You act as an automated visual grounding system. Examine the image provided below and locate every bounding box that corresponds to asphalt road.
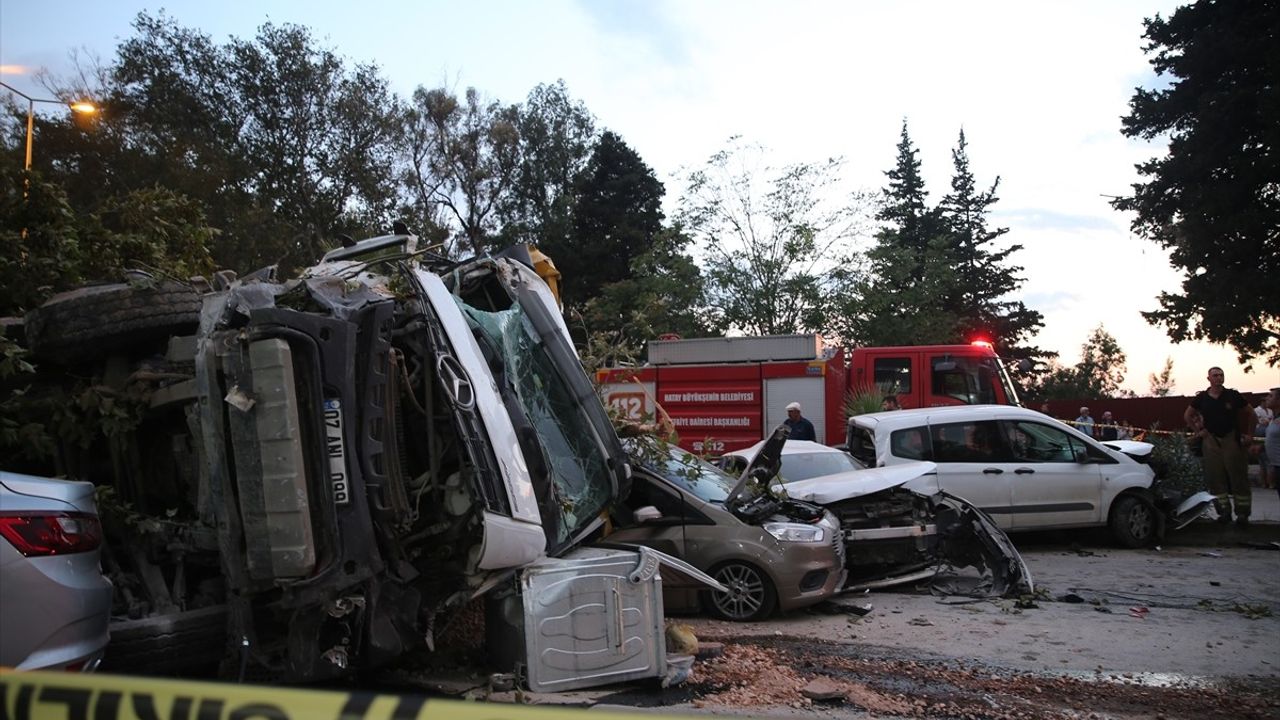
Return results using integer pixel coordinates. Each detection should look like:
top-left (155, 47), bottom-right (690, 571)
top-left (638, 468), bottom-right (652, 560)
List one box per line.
top-left (638, 521), bottom-right (1279, 718)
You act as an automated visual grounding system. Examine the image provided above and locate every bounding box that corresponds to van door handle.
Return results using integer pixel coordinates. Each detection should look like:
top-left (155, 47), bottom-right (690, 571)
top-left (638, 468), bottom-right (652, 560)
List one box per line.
top-left (1014, 468), bottom-right (1035, 475)
top-left (983, 468), bottom-right (1003, 474)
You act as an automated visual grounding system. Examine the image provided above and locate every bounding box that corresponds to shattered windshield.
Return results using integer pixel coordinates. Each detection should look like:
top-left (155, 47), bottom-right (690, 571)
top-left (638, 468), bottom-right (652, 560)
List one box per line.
top-left (459, 301), bottom-right (611, 543)
top-left (655, 448), bottom-right (735, 502)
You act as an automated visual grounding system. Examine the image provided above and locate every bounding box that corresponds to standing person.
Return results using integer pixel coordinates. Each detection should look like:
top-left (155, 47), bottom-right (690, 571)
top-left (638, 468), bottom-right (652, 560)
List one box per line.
top-left (1265, 388), bottom-right (1280, 502)
top-left (1185, 367), bottom-right (1253, 526)
top-left (1098, 411), bottom-right (1119, 441)
top-left (1255, 396), bottom-right (1275, 489)
top-left (783, 402), bottom-right (816, 441)
top-left (881, 395), bottom-right (901, 411)
top-left (1074, 407), bottom-right (1096, 438)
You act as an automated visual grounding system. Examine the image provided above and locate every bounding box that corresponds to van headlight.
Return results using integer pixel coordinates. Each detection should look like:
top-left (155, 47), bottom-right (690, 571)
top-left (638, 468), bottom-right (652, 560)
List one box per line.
top-left (763, 522), bottom-right (824, 543)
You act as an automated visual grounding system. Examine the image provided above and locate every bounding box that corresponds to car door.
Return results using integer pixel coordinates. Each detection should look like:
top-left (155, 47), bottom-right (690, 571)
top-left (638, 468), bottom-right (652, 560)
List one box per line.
top-left (927, 419), bottom-right (1015, 529)
top-left (606, 473), bottom-right (687, 559)
top-left (998, 419), bottom-right (1103, 529)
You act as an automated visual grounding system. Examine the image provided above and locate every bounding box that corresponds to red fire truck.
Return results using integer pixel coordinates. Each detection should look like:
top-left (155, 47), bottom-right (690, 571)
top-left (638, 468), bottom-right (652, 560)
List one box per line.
top-left (597, 334), bottom-right (1022, 454)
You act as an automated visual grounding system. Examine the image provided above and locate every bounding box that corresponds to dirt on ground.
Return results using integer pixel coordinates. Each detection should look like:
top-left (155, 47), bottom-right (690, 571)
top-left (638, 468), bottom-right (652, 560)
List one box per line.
top-left (687, 635), bottom-right (1279, 720)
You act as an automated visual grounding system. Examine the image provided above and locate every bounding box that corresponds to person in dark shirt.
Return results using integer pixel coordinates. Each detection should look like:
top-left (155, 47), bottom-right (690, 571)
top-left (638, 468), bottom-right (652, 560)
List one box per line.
top-left (1099, 411), bottom-right (1119, 441)
top-left (783, 402), bottom-right (816, 442)
top-left (1185, 367), bottom-right (1252, 526)
top-left (881, 395), bottom-right (901, 411)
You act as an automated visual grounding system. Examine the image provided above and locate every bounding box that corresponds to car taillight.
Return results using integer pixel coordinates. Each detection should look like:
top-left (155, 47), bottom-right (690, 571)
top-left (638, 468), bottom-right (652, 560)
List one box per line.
top-left (0, 512), bottom-right (102, 557)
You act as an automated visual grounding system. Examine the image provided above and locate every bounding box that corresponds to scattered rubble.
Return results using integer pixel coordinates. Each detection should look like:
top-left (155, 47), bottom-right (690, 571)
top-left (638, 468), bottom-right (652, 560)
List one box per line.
top-left (684, 636), bottom-right (1280, 719)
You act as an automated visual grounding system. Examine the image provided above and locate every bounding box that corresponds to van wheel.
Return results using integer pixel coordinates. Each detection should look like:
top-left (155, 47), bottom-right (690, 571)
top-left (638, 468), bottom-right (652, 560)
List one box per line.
top-left (24, 280), bottom-right (200, 364)
top-left (1109, 496), bottom-right (1156, 548)
top-left (704, 562), bottom-right (777, 622)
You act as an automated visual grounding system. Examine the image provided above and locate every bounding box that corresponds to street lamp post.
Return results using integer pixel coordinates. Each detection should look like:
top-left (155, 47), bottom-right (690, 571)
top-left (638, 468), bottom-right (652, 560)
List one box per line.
top-left (0, 80), bottom-right (97, 170)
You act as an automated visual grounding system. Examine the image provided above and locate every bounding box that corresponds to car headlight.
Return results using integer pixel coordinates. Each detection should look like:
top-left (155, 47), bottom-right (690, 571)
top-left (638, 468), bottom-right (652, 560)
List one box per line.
top-left (763, 522), bottom-right (824, 543)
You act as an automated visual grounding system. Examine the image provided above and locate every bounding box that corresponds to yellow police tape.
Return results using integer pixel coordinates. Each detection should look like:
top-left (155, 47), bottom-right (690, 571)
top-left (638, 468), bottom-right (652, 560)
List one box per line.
top-left (0, 670), bottom-right (691, 720)
top-left (1061, 420), bottom-right (1265, 442)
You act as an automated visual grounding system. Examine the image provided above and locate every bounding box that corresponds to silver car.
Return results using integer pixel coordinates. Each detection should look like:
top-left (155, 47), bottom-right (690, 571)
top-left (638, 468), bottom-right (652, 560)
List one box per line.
top-left (0, 471), bottom-right (113, 670)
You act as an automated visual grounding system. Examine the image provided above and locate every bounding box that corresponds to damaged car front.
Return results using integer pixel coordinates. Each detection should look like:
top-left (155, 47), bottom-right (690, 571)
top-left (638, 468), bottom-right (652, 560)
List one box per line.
top-left (727, 435), bottom-right (1033, 598)
top-left (195, 236), bottom-right (631, 681)
top-left (609, 436), bottom-right (845, 621)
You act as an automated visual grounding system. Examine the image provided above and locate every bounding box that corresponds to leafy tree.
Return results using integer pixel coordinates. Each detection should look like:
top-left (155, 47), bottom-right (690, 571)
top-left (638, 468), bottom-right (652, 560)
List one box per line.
top-left (548, 130), bottom-right (665, 306)
top-left (498, 81), bottom-right (597, 252)
top-left (1114, 0), bottom-right (1280, 366)
top-left (15, 12), bottom-right (406, 272)
top-left (1148, 356), bottom-right (1176, 397)
top-left (1029, 325), bottom-right (1132, 400)
top-left (0, 166), bottom-right (83, 316)
top-left (579, 227), bottom-right (718, 365)
top-left (678, 138), bottom-right (867, 336)
top-left (937, 130), bottom-right (1043, 347)
top-left (0, 163), bottom-right (214, 316)
top-left (403, 86), bottom-right (521, 256)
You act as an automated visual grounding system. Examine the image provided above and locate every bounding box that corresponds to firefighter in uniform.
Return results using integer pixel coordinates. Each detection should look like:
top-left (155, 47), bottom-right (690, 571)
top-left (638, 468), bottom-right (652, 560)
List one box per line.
top-left (1185, 367), bottom-right (1253, 526)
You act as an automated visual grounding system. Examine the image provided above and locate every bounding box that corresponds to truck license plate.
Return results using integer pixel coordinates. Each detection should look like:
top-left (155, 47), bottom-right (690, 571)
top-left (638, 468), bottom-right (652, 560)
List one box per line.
top-left (323, 398), bottom-right (350, 505)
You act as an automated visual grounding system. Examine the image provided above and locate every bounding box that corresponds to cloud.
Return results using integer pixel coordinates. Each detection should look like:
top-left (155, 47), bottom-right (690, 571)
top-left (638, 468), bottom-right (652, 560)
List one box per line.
top-left (572, 0), bottom-right (692, 66)
top-left (998, 208), bottom-right (1120, 233)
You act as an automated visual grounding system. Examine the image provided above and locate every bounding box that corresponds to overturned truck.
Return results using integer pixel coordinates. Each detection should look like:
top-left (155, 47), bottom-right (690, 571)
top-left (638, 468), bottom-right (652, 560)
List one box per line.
top-left (20, 235), bottom-right (716, 689)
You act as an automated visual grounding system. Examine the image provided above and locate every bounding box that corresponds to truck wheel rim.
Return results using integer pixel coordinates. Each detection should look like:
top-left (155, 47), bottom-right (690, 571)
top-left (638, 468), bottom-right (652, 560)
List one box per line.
top-left (712, 564), bottom-right (765, 619)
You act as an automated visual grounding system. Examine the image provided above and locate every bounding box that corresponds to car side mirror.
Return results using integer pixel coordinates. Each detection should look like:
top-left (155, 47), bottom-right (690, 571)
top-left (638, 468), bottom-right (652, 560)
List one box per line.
top-left (633, 506), bottom-right (663, 524)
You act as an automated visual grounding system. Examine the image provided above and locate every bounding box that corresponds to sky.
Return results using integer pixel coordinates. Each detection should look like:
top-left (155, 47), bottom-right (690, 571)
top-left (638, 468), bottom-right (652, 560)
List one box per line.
top-left (2, 0), bottom-right (1275, 395)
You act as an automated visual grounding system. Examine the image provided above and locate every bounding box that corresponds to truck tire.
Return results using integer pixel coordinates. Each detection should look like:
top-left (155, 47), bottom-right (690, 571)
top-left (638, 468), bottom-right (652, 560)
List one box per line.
top-left (1108, 495), bottom-right (1156, 549)
top-left (102, 606), bottom-right (227, 676)
top-left (24, 281), bottom-right (200, 364)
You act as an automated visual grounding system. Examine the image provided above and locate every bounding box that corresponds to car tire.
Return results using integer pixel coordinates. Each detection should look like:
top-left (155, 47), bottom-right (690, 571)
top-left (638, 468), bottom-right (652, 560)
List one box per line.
top-left (1109, 495), bottom-right (1156, 548)
top-left (102, 606), bottom-right (227, 676)
top-left (704, 561), bottom-right (777, 622)
top-left (24, 280), bottom-right (200, 363)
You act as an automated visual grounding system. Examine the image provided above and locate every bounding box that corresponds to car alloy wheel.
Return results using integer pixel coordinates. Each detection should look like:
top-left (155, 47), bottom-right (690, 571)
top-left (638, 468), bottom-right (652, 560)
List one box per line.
top-left (1109, 495), bottom-right (1156, 548)
top-left (708, 562), bottom-right (776, 621)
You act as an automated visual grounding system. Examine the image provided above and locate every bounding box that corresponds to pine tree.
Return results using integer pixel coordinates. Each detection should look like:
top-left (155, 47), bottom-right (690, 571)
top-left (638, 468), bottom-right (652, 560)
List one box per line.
top-left (937, 129), bottom-right (1043, 347)
top-left (853, 120), bottom-right (955, 346)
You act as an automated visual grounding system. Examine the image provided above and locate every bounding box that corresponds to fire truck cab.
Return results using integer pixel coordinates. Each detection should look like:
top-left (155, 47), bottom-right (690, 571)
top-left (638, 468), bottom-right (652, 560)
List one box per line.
top-left (598, 335), bottom-right (1021, 455)
top-left (852, 341), bottom-right (1022, 410)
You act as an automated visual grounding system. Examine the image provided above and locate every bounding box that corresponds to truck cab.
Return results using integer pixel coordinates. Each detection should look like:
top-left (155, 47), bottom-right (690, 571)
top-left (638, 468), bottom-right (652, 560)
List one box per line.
top-left (848, 342), bottom-right (1021, 409)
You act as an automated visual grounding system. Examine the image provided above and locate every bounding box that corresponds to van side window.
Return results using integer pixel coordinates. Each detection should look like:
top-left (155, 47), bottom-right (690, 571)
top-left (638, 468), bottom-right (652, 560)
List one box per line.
top-left (929, 421), bottom-right (1009, 463)
top-left (889, 427), bottom-right (930, 461)
top-left (1000, 421), bottom-right (1084, 463)
top-left (874, 357), bottom-right (911, 395)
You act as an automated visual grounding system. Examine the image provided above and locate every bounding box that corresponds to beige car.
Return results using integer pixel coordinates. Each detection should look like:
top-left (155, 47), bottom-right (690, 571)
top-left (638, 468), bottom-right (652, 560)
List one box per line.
top-left (609, 438), bottom-right (845, 621)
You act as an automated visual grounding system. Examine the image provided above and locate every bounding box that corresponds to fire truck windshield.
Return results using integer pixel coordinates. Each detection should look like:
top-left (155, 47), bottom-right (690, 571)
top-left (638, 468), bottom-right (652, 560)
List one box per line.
top-left (931, 356), bottom-right (1009, 405)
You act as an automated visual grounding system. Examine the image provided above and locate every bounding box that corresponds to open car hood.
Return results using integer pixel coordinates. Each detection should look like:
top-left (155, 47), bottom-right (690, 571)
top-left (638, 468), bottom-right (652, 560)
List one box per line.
top-left (784, 462), bottom-right (938, 504)
top-left (725, 424), bottom-right (788, 506)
